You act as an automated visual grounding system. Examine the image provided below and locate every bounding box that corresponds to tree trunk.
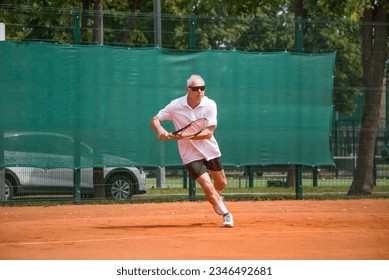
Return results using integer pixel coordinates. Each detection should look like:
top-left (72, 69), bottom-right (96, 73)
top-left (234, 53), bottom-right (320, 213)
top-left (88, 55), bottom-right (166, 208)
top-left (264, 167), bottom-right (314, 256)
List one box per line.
top-left (93, 0), bottom-right (103, 44)
top-left (81, 0), bottom-right (90, 42)
top-left (121, 0), bottom-right (140, 45)
top-left (348, 3), bottom-right (388, 195)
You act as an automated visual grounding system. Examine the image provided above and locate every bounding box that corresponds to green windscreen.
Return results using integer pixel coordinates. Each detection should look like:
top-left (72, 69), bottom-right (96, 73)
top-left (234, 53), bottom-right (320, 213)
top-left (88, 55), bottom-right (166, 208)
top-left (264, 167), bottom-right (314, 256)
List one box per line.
top-left (0, 41), bottom-right (336, 168)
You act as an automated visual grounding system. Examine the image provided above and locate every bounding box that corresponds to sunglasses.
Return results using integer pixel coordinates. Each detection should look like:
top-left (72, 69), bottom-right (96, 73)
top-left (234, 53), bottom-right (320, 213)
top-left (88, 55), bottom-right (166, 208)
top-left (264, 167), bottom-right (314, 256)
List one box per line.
top-left (188, 85), bottom-right (206, 91)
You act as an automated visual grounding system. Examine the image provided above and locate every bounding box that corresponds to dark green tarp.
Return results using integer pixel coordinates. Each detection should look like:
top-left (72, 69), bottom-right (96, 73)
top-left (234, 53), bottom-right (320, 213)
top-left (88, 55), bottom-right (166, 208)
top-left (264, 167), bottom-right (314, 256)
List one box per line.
top-left (0, 41), bottom-right (336, 168)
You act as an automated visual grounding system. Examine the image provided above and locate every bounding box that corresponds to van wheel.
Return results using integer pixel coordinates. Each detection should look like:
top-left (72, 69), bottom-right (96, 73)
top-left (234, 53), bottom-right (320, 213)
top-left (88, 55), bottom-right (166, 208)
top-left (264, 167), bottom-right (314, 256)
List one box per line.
top-left (106, 174), bottom-right (135, 200)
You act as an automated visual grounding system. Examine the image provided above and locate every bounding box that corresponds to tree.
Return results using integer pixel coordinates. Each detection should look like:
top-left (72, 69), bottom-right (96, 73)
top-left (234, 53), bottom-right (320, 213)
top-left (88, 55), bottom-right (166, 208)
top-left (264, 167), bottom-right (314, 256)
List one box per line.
top-left (348, 0), bottom-right (389, 195)
top-left (120, 0), bottom-right (140, 44)
top-left (93, 0), bottom-right (103, 44)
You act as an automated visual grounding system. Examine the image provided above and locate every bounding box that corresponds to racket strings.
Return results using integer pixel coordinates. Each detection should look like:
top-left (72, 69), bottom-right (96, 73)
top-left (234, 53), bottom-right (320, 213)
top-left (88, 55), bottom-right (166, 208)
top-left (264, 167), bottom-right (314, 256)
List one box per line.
top-left (184, 119), bottom-right (206, 134)
top-left (173, 118), bottom-right (207, 138)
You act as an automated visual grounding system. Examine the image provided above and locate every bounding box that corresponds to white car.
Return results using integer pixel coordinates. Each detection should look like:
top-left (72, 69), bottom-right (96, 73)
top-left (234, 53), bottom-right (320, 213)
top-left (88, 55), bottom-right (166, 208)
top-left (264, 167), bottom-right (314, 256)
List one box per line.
top-left (3, 166), bottom-right (146, 201)
top-left (1, 131), bottom-right (147, 201)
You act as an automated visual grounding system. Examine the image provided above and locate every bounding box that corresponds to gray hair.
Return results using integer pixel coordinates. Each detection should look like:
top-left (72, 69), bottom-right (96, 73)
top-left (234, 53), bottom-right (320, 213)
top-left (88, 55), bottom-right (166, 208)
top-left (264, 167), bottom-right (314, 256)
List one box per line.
top-left (186, 74), bottom-right (204, 87)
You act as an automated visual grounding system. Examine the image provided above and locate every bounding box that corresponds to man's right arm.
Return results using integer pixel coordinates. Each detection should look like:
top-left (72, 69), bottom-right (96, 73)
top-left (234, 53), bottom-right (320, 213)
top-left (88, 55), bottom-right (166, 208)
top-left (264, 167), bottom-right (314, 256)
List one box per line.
top-left (150, 116), bottom-right (170, 140)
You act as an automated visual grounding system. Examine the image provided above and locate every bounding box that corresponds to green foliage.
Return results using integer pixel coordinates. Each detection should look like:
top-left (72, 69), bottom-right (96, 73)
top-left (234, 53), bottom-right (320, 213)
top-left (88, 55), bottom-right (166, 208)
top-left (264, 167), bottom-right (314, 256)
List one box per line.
top-left (0, 0), bottom-right (382, 116)
top-left (303, 19), bottom-right (363, 114)
top-left (128, 29), bottom-right (149, 47)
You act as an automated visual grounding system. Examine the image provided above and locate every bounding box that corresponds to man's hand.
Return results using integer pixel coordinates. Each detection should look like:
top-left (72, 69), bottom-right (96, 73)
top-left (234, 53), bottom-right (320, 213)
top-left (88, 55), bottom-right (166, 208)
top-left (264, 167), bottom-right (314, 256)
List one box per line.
top-left (158, 131), bottom-right (183, 140)
top-left (158, 131), bottom-right (171, 140)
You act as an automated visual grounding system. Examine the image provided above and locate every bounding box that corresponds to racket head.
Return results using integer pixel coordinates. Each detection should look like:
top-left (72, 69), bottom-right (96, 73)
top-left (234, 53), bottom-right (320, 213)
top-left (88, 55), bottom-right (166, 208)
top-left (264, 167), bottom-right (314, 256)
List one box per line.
top-left (172, 118), bottom-right (207, 139)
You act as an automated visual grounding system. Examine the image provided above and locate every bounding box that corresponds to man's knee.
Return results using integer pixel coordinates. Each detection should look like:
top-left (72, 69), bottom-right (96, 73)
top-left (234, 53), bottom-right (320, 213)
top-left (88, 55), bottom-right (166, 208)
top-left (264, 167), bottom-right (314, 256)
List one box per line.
top-left (215, 177), bottom-right (227, 191)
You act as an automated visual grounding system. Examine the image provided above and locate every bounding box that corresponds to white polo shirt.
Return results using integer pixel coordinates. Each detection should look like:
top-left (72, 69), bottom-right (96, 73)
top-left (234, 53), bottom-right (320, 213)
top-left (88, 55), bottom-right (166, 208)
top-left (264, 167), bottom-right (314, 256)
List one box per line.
top-left (157, 95), bottom-right (222, 165)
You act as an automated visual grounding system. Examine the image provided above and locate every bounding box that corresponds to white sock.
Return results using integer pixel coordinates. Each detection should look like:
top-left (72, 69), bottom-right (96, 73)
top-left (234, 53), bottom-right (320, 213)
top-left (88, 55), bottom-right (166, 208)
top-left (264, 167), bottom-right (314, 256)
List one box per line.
top-left (213, 199), bottom-right (228, 215)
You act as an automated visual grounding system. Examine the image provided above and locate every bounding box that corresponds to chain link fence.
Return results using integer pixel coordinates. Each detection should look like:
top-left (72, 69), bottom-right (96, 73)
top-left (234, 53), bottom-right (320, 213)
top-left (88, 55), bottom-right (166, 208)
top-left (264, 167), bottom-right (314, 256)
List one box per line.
top-left (1, 4), bottom-right (388, 202)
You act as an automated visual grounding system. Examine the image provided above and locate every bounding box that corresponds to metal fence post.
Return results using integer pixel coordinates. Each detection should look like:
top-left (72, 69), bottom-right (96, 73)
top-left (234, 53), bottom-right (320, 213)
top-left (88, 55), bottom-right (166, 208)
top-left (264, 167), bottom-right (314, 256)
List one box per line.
top-left (72, 7), bottom-right (80, 44)
top-left (153, 0), bottom-right (162, 46)
top-left (387, 78), bottom-right (389, 130)
top-left (183, 167), bottom-right (188, 189)
top-left (313, 166), bottom-right (318, 187)
top-left (295, 165), bottom-right (303, 199)
top-left (189, 14), bottom-right (196, 50)
top-left (156, 167), bottom-right (165, 188)
top-left (295, 17), bottom-right (303, 52)
top-left (189, 178), bottom-right (196, 201)
top-left (294, 16), bottom-right (303, 199)
top-left (248, 165), bottom-right (254, 188)
top-left (74, 169), bottom-right (81, 203)
top-left (187, 14), bottom-right (196, 200)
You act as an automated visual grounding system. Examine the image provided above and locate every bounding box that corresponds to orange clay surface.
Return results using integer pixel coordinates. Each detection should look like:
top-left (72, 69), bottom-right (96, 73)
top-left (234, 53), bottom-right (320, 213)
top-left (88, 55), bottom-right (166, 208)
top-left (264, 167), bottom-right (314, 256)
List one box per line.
top-left (0, 199), bottom-right (388, 260)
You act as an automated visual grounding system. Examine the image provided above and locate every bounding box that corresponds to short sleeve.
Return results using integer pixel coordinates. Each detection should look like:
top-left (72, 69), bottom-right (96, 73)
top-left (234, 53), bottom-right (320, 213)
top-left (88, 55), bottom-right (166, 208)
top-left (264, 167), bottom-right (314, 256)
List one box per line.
top-left (156, 102), bottom-right (174, 122)
top-left (204, 99), bottom-right (217, 127)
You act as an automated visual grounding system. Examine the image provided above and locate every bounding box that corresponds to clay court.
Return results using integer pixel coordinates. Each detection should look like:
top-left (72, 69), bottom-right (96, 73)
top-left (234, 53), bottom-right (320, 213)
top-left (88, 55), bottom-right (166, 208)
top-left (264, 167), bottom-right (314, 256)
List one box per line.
top-left (0, 199), bottom-right (388, 260)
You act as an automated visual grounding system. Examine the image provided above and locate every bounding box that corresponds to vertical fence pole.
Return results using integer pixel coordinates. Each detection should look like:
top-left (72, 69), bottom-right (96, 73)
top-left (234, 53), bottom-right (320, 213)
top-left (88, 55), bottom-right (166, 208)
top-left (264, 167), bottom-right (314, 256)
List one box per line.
top-left (100, 9), bottom-right (104, 44)
top-left (295, 17), bottom-right (303, 52)
top-left (295, 16), bottom-right (303, 199)
top-left (386, 78), bottom-right (389, 130)
top-left (313, 166), bottom-right (318, 187)
top-left (74, 169), bottom-right (81, 203)
top-left (189, 14), bottom-right (196, 50)
top-left (153, 0), bottom-right (162, 46)
top-left (183, 167), bottom-right (188, 189)
top-left (334, 115), bottom-right (339, 178)
top-left (373, 155), bottom-right (377, 186)
top-left (248, 166), bottom-right (254, 188)
top-left (352, 120), bottom-right (357, 175)
top-left (187, 14), bottom-right (196, 199)
top-left (156, 167), bottom-right (165, 188)
top-left (295, 165), bottom-right (303, 199)
top-left (73, 35), bottom-right (81, 203)
top-left (73, 131), bottom-right (81, 203)
top-left (188, 13), bottom-right (196, 199)
top-left (72, 7), bottom-right (80, 44)
top-left (189, 179), bottom-right (196, 201)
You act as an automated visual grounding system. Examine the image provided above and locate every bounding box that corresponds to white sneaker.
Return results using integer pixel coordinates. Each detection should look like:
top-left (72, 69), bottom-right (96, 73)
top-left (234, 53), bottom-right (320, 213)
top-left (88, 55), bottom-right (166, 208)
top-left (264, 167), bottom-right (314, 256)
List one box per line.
top-left (222, 213), bottom-right (234, 228)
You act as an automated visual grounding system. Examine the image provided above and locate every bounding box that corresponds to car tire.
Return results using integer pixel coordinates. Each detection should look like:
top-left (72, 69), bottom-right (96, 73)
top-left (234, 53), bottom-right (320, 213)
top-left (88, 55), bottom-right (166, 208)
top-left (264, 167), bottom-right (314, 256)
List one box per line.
top-left (106, 173), bottom-right (135, 200)
top-left (3, 178), bottom-right (14, 201)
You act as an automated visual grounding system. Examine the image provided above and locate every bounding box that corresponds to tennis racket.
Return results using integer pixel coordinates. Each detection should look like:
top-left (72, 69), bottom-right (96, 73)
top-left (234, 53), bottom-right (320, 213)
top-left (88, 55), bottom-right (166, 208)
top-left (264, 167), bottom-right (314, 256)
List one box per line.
top-left (171, 118), bottom-right (207, 139)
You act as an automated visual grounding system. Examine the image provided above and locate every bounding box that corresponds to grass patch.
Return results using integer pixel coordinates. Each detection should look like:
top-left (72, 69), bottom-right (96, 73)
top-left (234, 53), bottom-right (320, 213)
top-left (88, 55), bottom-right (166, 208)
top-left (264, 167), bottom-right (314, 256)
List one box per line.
top-left (1, 178), bottom-right (388, 206)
